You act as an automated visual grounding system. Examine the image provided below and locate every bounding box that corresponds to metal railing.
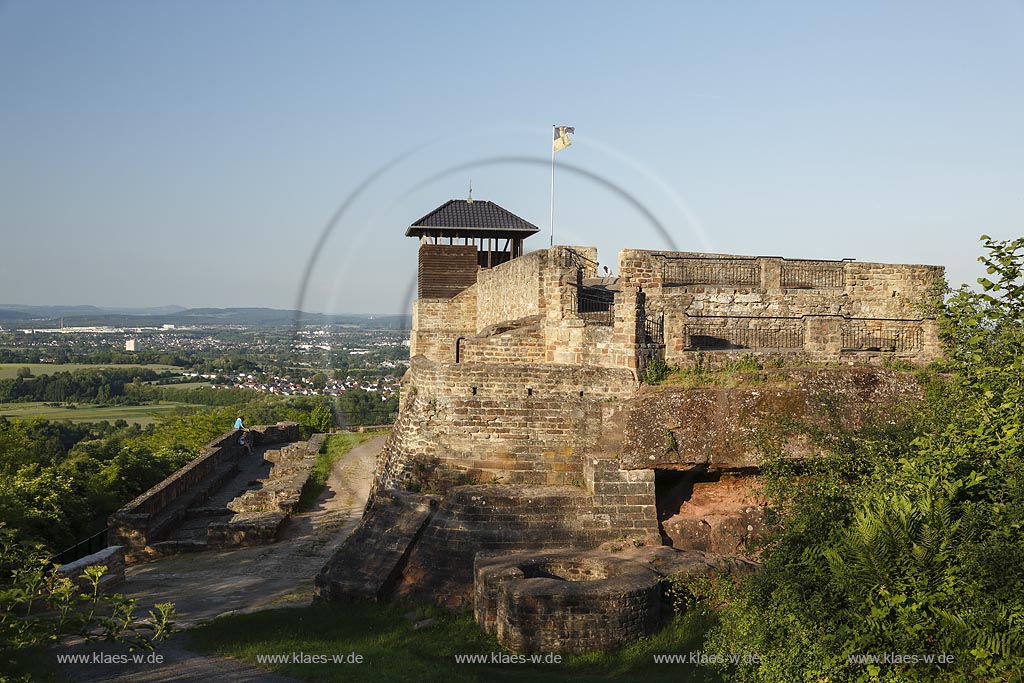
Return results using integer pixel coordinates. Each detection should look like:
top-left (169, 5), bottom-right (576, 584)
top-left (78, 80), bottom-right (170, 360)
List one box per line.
top-left (781, 264), bottom-right (846, 289)
top-left (841, 325), bottom-right (922, 352)
top-left (641, 310), bottom-right (664, 345)
top-left (684, 324), bottom-right (804, 350)
top-left (660, 258), bottom-right (759, 287)
top-left (51, 528), bottom-right (108, 566)
top-left (554, 247), bottom-right (598, 273)
top-left (569, 286), bottom-right (614, 325)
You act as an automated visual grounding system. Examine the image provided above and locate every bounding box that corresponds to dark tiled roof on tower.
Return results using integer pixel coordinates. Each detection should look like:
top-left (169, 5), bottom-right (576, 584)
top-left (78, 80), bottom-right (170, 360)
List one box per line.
top-left (406, 199), bottom-right (541, 237)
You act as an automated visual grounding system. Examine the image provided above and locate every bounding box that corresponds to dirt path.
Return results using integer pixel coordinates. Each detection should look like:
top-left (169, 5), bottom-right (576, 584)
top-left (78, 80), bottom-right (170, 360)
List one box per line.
top-left (55, 434), bottom-right (386, 683)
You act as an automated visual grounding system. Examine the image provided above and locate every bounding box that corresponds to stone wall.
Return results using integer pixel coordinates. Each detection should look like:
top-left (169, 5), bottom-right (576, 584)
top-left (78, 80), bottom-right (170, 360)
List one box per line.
top-left (458, 316), bottom-right (546, 364)
top-left (475, 250), bottom-right (546, 330)
top-left (392, 484), bottom-right (645, 606)
top-left (410, 286), bottom-right (478, 363)
top-left (373, 356), bottom-right (637, 494)
top-left (411, 245), bottom-right (943, 371)
top-left (57, 546), bottom-right (126, 592)
top-left (474, 550), bottom-right (661, 654)
top-left (622, 250), bottom-right (943, 364)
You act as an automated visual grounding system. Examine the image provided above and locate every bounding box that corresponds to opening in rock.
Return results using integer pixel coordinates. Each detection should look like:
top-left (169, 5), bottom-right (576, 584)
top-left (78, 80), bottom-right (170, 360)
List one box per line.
top-left (655, 469), bottom-right (721, 546)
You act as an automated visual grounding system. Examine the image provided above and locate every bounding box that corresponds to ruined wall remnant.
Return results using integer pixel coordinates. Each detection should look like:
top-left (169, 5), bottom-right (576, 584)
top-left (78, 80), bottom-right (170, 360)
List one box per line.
top-left (474, 550), bottom-right (661, 654)
top-left (622, 249), bottom-right (944, 365)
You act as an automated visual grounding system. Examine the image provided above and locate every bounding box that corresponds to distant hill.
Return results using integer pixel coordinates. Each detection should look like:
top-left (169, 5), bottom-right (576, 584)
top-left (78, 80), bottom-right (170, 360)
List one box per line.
top-left (0, 305), bottom-right (411, 329)
top-left (0, 304), bottom-right (188, 318)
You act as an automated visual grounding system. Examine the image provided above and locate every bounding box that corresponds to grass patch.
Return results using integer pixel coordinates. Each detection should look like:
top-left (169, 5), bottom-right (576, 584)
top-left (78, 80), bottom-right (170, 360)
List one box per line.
top-left (187, 602), bottom-right (722, 683)
top-left (652, 354), bottom-right (816, 389)
top-left (0, 401), bottom-right (201, 425)
top-left (3, 645), bottom-right (65, 683)
top-left (296, 431), bottom-right (387, 512)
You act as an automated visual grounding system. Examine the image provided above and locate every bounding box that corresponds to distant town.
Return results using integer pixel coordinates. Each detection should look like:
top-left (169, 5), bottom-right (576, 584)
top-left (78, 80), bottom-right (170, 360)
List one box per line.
top-left (0, 306), bottom-right (410, 421)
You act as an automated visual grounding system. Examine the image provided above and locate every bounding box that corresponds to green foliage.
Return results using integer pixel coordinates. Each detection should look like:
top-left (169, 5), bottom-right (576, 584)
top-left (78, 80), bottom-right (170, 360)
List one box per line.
top-left (705, 235), bottom-right (1024, 682)
top-left (643, 358), bottom-right (671, 384)
top-left (310, 401), bottom-right (333, 433)
top-left (0, 367), bottom-right (174, 404)
top-left (0, 393), bottom-right (337, 551)
top-left (664, 429), bottom-right (678, 453)
top-left (0, 525), bottom-right (176, 668)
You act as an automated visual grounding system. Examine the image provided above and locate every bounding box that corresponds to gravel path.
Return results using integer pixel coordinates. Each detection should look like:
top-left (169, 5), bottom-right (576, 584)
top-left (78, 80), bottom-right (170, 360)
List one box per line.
top-left (54, 434), bottom-right (385, 683)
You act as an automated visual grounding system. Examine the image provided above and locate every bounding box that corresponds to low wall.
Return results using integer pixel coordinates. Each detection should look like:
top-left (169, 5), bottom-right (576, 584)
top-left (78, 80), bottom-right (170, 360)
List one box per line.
top-left (107, 422), bottom-right (299, 561)
top-left (458, 317), bottom-right (546, 364)
top-left (474, 550), bottom-right (661, 654)
top-left (57, 546), bottom-right (126, 592)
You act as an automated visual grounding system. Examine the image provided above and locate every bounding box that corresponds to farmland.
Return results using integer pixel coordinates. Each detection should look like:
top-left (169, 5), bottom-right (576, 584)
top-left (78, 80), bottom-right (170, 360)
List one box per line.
top-left (0, 400), bottom-right (199, 425)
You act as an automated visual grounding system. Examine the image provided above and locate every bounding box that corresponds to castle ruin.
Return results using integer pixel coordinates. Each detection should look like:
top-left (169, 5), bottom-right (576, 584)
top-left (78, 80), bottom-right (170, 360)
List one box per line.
top-left (316, 198), bottom-right (943, 651)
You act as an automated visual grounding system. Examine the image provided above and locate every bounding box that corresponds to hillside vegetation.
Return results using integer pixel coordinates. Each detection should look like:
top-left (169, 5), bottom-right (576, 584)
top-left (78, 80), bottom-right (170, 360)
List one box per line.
top-left (700, 236), bottom-right (1024, 681)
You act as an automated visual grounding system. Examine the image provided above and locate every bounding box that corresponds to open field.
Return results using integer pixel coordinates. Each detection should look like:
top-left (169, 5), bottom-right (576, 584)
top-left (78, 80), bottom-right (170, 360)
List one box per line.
top-left (0, 401), bottom-right (201, 425)
top-left (0, 362), bottom-right (180, 379)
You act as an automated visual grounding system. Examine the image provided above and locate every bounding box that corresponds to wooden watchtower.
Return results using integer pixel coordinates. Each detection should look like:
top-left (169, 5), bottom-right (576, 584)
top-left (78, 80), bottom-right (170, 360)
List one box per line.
top-left (406, 198), bottom-right (540, 299)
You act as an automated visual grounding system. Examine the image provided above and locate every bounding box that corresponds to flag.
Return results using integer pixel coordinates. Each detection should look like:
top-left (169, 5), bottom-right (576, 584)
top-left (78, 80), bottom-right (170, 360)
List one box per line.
top-left (553, 125), bottom-right (574, 153)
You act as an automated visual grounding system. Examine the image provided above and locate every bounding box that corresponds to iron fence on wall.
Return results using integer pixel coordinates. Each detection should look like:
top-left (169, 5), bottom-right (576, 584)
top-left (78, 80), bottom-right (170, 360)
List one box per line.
top-left (660, 258), bottom-right (760, 287)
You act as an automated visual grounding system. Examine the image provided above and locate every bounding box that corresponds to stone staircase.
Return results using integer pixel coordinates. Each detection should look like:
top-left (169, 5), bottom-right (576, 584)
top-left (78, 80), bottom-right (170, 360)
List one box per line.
top-left (120, 433), bottom-right (325, 558)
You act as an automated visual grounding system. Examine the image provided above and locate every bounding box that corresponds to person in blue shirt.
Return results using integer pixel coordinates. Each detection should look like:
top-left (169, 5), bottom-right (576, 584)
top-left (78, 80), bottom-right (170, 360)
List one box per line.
top-left (234, 416), bottom-right (244, 429)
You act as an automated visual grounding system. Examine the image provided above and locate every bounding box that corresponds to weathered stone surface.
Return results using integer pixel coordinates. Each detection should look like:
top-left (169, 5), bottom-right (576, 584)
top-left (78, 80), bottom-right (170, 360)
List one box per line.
top-left (604, 544), bottom-right (761, 578)
top-left (393, 485), bottom-right (608, 608)
top-left (315, 490), bottom-right (440, 603)
top-left (474, 549), bottom-right (660, 654)
top-left (372, 356), bottom-right (636, 496)
top-left (208, 512), bottom-right (287, 547)
top-left (620, 367), bottom-right (923, 472)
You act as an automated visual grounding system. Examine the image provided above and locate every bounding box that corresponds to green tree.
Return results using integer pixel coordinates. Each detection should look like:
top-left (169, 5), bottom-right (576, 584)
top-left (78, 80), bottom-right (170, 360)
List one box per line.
top-left (310, 401), bottom-right (333, 433)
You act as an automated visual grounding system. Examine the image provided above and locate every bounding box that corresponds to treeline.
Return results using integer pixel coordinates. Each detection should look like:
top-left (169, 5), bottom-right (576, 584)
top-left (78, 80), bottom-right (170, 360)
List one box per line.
top-left (332, 389), bottom-right (398, 426)
top-left (125, 384), bottom-right (257, 406)
top-left (0, 348), bottom-right (264, 373)
top-left (124, 383), bottom-right (399, 423)
top-left (0, 348), bottom-right (190, 366)
top-left (0, 368), bottom-right (175, 404)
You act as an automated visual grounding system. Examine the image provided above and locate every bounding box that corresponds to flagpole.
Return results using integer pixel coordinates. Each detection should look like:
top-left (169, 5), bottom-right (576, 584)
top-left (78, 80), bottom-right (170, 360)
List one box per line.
top-left (549, 125), bottom-right (555, 247)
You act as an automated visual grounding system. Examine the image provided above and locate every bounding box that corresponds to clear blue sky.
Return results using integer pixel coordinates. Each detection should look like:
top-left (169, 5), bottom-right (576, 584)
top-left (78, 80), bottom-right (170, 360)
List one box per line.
top-left (2, 1), bottom-right (1022, 314)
